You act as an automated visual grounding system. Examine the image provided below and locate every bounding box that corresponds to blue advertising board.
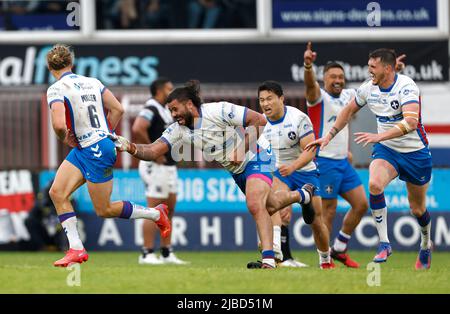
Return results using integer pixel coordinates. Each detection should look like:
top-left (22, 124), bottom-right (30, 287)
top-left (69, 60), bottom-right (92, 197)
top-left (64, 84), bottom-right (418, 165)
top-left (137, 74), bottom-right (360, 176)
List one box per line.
top-left (40, 169), bottom-right (450, 214)
top-left (39, 169), bottom-right (450, 251)
top-left (272, 0), bottom-right (437, 28)
top-left (10, 14), bottom-right (76, 30)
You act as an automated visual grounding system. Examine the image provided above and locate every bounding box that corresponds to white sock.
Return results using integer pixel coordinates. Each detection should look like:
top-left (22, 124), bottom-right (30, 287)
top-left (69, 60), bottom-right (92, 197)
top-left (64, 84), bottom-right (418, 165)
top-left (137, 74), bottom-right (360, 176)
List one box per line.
top-left (273, 225), bottom-right (281, 250)
top-left (333, 231), bottom-right (351, 252)
top-left (262, 258), bottom-right (276, 268)
top-left (372, 207), bottom-right (389, 243)
top-left (130, 203), bottom-right (160, 221)
top-left (420, 222), bottom-right (432, 249)
top-left (61, 217), bottom-right (84, 250)
top-left (317, 249), bottom-right (331, 264)
top-left (298, 188), bottom-right (311, 204)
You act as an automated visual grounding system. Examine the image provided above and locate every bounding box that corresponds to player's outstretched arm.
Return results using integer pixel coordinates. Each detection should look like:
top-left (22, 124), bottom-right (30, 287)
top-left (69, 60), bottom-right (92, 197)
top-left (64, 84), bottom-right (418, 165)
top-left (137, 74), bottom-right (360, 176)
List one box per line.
top-left (303, 41), bottom-right (321, 104)
top-left (354, 102), bottom-right (419, 146)
top-left (305, 98), bottom-right (361, 151)
top-left (109, 134), bottom-right (169, 161)
top-left (102, 89), bottom-right (125, 131)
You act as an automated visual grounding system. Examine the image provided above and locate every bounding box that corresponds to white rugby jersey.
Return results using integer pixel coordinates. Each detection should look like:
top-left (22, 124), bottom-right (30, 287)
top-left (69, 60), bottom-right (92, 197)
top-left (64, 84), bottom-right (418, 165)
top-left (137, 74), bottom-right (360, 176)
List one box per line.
top-left (307, 88), bottom-right (355, 159)
top-left (161, 102), bottom-right (271, 174)
top-left (47, 72), bottom-right (111, 148)
top-left (263, 106), bottom-right (316, 172)
top-left (355, 74), bottom-right (428, 153)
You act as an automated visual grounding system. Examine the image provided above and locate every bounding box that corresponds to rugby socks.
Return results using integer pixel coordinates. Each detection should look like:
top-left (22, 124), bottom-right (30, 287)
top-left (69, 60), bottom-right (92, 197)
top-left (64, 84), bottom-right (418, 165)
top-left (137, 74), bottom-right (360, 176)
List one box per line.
top-left (142, 247), bottom-right (154, 257)
top-left (120, 201), bottom-right (160, 221)
top-left (416, 210), bottom-right (432, 249)
top-left (281, 225), bottom-right (293, 261)
top-left (273, 225), bottom-right (281, 250)
top-left (317, 248), bottom-right (331, 264)
top-left (58, 212), bottom-right (84, 250)
top-left (161, 247), bottom-right (171, 258)
top-left (333, 230), bottom-right (351, 252)
top-left (262, 250), bottom-right (276, 268)
top-left (370, 193), bottom-right (389, 243)
top-left (296, 187), bottom-right (311, 204)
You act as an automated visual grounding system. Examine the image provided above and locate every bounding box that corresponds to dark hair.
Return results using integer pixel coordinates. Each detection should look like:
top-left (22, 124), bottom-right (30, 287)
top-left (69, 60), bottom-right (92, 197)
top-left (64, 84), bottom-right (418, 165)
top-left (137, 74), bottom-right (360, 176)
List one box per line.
top-left (150, 77), bottom-right (171, 96)
top-left (323, 61), bottom-right (344, 75)
top-left (167, 80), bottom-right (202, 108)
top-left (258, 80), bottom-right (284, 97)
top-left (369, 48), bottom-right (397, 68)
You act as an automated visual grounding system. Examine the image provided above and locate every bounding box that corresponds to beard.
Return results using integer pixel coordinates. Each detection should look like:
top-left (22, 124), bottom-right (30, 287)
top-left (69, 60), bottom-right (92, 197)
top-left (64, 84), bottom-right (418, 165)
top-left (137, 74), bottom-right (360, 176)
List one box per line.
top-left (184, 112), bottom-right (194, 127)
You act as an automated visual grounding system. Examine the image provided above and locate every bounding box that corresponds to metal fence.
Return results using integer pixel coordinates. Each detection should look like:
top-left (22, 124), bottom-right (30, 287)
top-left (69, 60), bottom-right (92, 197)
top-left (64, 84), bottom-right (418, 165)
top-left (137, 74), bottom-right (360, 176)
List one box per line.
top-left (0, 87), bottom-right (44, 171)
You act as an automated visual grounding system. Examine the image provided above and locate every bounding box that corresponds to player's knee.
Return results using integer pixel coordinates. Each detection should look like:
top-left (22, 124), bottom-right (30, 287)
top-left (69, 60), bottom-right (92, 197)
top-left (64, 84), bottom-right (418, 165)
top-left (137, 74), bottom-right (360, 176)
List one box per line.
top-left (49, 186), bottom-right (66, 204)
top-left (368, 180), bottom-right (384, 195)
top-left (246, 200), bottom-right (264, 216)
top-left (358, 199), bottom-right (369, 213)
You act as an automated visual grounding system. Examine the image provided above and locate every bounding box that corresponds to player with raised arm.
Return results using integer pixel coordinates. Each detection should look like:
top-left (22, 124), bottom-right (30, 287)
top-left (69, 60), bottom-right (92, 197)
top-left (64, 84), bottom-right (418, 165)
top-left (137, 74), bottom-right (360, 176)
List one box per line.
top-left (112, 81), bottom-right (317, 269)
top-left (303, 42), bottom-right (369, 268)
top-left (46, 44), bottom-right (170, 267)
top-left (306, 49), bottom-right (433, 269)
top-left (259, 81), bottom-right (333, 269)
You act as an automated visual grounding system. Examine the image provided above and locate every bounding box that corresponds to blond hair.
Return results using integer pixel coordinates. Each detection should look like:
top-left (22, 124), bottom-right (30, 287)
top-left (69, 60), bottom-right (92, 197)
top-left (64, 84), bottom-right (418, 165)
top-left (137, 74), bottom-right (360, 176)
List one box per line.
top-left (46, 44), bottom-right (74, 71)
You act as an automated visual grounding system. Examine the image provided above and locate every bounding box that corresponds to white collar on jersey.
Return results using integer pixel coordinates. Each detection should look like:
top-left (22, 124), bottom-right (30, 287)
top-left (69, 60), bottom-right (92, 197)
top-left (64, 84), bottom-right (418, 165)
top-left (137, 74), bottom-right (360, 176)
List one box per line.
top-left (266, 106), bottom-right (287, 125)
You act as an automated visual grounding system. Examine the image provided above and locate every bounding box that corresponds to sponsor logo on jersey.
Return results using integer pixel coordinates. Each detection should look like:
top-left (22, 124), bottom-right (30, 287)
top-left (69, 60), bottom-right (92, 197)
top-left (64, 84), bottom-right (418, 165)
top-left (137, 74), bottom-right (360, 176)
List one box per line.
top-left (390, 100), bottom-right (400, 110)
top-left (288, 131), bottom-right (297, 140)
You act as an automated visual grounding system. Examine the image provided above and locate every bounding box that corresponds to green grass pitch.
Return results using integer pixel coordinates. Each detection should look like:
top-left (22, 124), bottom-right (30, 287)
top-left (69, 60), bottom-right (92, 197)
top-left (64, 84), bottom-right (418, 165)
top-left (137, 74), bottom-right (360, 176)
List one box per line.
top-left (0, 251), bottom-right (448, 293)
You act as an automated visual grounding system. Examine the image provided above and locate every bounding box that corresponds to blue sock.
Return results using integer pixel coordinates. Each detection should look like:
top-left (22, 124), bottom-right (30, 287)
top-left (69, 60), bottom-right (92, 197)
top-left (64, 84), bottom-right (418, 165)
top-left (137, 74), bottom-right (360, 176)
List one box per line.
top-left (119, 201), bottom-right (133, 219)
top-left (416, 210), bottom-right (432, 249)
top-left (416, 210), bottom-right (431, 227)
top-left (337, 231), bottom-right (350, 244)
top-left (370, 193), bottom-right (386, 210)
top-left (296, 188), bottom-right (311, 204)
top-left (370, 193), bottom-right (389, 243)
top-left (58, 212), bottom-right (76, 223)
top-left (262, 250), bottom-right (275, 259)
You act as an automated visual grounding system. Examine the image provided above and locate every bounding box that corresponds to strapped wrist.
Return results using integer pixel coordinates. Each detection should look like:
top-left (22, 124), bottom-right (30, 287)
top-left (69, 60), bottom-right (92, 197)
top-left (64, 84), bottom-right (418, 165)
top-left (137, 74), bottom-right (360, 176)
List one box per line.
top-left (329, 126), bottom-right (339, 139)
top-left (395, 119), bottom-right (412, 135)
top-left (304, 62), bottom-right (313, 70)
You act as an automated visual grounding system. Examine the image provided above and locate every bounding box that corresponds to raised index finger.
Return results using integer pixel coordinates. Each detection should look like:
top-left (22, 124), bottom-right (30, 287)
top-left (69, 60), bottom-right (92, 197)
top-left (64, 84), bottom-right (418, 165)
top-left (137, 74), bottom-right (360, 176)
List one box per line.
top-left (306, 41), bottom-right (312, 51)
top-left (397, 54), bottom-right (406, 62)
